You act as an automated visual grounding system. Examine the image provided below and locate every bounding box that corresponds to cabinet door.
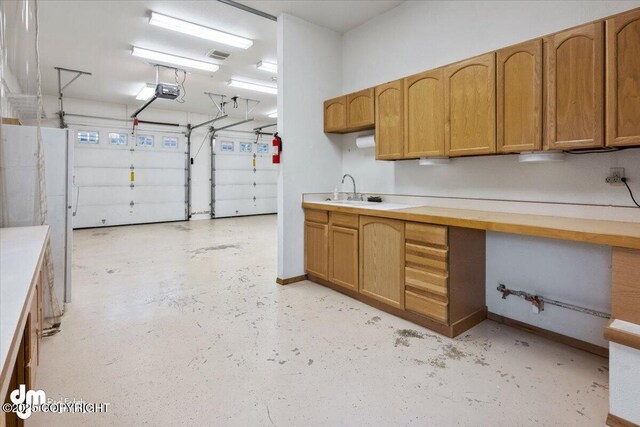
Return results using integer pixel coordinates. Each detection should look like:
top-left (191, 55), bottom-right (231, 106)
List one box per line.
top-left (497, 39), bottom-right (543, 153)
top-left (545, 22), bottom-right (604, 149)
top-left (404, 68), bottom-right (445, 158)
top-left (359, 216), bottom-right (405, 309)
top-left (324, 96), bottom-right (347, 133)
top-left (444, 53), bottom-right (496, 156)
top-left (375, 80), bottom-right (404, 160)
top-left (347, 88), bottom-right (375, 131)
top-left (304, 221), bottom-right (328, 279)
top-left (606, 9), bottom-right (640, 147)
top-left (329, 225), bottom-right (358, 291)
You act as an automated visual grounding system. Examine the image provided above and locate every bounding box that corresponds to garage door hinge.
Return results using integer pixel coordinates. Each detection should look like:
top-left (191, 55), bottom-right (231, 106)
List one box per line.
top-left (253, 182), bottom-right (256, 187)
top-left (130, 201), bottom-right (135, 207)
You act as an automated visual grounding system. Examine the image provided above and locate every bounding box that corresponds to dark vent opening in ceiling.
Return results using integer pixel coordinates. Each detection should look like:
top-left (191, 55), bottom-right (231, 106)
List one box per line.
top-left (207, 49), bottom-right (230, 60)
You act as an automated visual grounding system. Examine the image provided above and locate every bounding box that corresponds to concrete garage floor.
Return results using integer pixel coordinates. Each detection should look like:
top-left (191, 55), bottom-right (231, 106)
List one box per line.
top-left (32, 215), bottom-right (609, 426)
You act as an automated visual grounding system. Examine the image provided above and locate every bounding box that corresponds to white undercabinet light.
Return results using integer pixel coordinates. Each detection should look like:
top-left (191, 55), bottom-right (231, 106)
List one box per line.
top-left (136, 83), bottom-right (156, 100)
top-left (257, 60), bottom-right (278, 73)
top-left (149, 12), bottom-right (253, 49)
top-left (228, 79), bottom-right (277, 95)
top-left (518, 151), bottom-right (566, 163)
top-left (132, 47), bottom-right (219, 72)
top-left (267, 111), bottom-right (277, 118)
top-left (418, 157), bottom-right (451, 166)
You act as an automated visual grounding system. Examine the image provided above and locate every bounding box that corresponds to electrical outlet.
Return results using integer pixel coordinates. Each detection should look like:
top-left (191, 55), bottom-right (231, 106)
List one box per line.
top-left (606, 167), bottom-right (625, 185)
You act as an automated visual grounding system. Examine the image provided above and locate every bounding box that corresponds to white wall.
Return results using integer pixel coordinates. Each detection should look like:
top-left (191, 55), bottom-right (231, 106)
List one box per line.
top-left (41, 95), bottom-right (272, 221)
top-left (277, 14), bottom-right (343, 279)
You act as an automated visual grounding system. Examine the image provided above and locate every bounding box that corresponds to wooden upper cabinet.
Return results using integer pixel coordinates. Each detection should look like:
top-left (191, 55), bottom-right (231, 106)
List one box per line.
top-left (324, 96), bottom-right (347, 133)
top-left (497, 39), bottom-right (543, 153)
top-left (359, 216), bottom-right (405, 309)
top-left (545, 22), bottom-right (604, 149)
top-left (444, 53), bottom-right (496, 156)
top-left (375, 80), bottom-right (405, 160)
top-left (404, 68), bottom-right (446, 158)
top-left (346, 88), bottom-right (375, 131)
top-left (606, 8), bottom-right (640, 147)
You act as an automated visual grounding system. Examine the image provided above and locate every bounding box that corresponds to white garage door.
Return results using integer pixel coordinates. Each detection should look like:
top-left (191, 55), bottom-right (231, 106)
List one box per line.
top-left (72, 125), bottom-right (187, 228)
top-left (213, 133), bottom-right (277, 218)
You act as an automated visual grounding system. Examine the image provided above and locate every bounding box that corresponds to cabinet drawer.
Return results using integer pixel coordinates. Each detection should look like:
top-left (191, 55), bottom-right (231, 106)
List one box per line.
top-left (330, 212), bottom-right (358, 229)
top-left (305, 209), bottom-right (328, 224)
top-left (405, 243), bottom-right (448, 272)
top-left (406, 223), bottom-right (447, 246)
top-left (405, 267), bottom-right (448, 297)
top-left (405, 290), bottom-right (448, 324)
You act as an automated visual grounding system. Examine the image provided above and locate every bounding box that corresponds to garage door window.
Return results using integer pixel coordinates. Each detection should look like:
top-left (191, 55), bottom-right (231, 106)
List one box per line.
top-left (137, 135), bottom-right (154, 147)
top-left (257, 143), bottom-right (269, 154)
top-left (77, 130), bottom-right (99, 144)
top-left (239, 142), bottom-right (253, 153)
top-left (220, 141), bottom-right (234, 152)
top-left (108, 133), bottom-right (128, 145)
top-left (163, 137), bottom-right (178, 149)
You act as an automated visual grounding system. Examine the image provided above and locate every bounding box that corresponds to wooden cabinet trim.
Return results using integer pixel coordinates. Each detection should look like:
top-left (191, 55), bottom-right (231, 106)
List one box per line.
top-left (346, 88), bottom-right (375, 130)
top-left (324, 96), bottom-right (347, 133)
top-left (497, 39), bottom-right (543, 153)
top-left (304, 221), bottom-right (328, 279)
top-left (404, 68), bottom-right (446, 158)
top-left (375, 80), bottom-right (405, 160)
top-left (330, 211), bottom-right (359, 229)
top-left (444, 53), bottom-right (497, 157)
top-left (305, 209), bottom-right (328, 224)
top-left (545, 22), bottom-right (604, 149)
top-left (328, 225), bottom-right (359, 291)
top-left (606, 9), bottom-right (640, 147)
top-left (405, 290), bottom-right (448, 324)
top-left (359, 216), bottom-right (405, 308)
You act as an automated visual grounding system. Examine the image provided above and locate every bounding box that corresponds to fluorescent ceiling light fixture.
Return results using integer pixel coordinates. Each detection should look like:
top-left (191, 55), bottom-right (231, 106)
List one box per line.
top-left (419, 157), bottom-right (451, 166)
top-left (518, 151), bottom-right (565, 163)
top-left (136, 83), bottom-right (156, 100)
top-left (268, 111), bottom-right (277, 118)
top-left (228, 79), bottom-right (277, 95)
top-left (257, 60), bottom-right (277, 73)
top-left (132, 47), bottom-right (219, 72)
top-left (149, 12), bottom-right (253, 49)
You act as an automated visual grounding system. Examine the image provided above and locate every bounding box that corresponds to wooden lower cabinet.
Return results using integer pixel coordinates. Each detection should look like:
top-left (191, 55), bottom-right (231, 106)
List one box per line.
top-left (328, 225), bottom-right (358, 291)
top-left (304, 221), bottom-right (328, 279)
top-left (404, 224), bottom-right (486, 328)
top-left (359, 216), bottom-right (405, 309)
top-left (304, 208), bottom-right (487, 337)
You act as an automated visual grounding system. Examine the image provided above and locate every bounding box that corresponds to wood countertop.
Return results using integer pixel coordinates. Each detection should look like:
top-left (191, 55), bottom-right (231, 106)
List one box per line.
top-left (302, 201), bottom-right (640, 249)
top-left (0, 225), bottom-right (49, 396)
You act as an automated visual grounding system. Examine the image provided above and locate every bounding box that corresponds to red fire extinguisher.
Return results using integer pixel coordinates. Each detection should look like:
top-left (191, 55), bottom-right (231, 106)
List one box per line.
top-left (272, 133), bottom-right (282, 164)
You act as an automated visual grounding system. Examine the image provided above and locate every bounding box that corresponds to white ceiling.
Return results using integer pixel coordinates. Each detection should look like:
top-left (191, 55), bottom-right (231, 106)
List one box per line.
top-left (238, 0), bottom-right (404, 33)
top-left (38, 1), bottom-right (279, 119)
top-left (36, 1), bottom-right (403, 119)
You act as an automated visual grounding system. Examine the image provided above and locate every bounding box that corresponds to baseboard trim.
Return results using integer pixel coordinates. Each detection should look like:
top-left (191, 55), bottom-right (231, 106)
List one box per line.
top-left (307, 274), bottom-right (486, 338)
top-left (276, 274), bottom-right (307, 286)
top-left (488, 312), bottom-right (609, 358)
top-left (607, 413), bottom-right (640, 427)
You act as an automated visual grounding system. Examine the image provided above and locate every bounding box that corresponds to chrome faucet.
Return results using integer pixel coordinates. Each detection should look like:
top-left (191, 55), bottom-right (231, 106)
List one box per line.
top-left (341, 174), bottom-right (362, 201)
